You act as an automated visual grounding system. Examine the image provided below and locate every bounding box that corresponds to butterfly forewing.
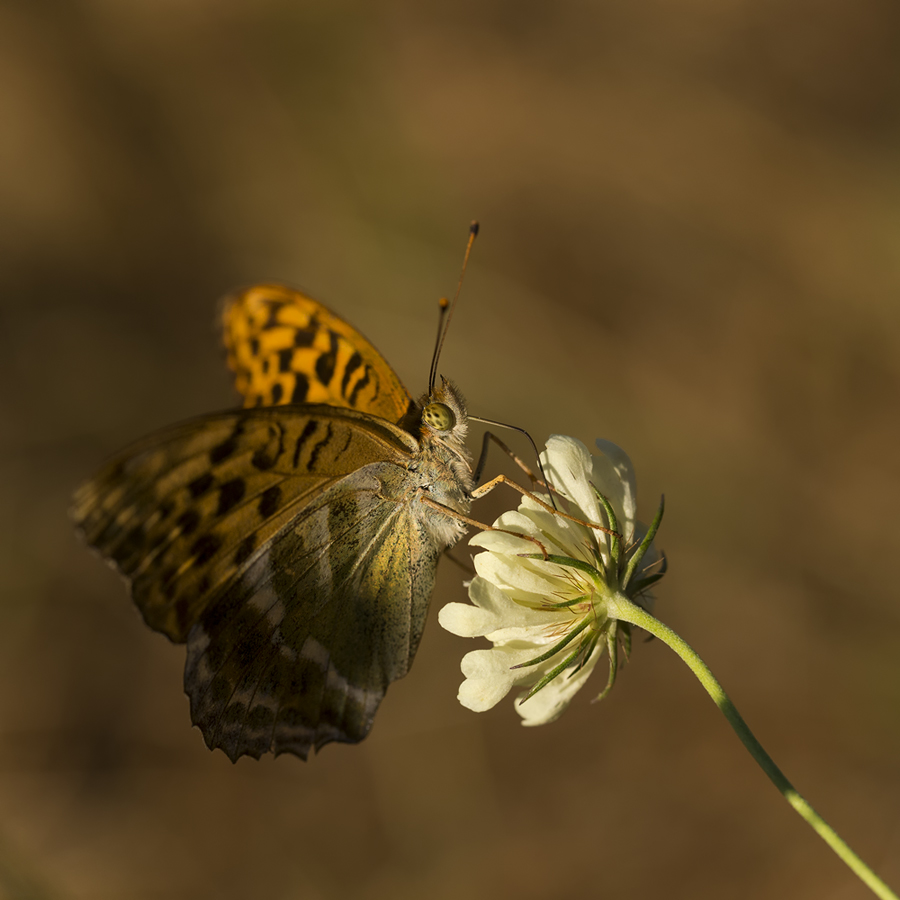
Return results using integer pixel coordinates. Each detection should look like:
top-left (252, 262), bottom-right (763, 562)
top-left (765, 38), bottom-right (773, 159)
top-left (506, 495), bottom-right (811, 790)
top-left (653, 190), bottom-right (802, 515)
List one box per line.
top-left (222, 283), bottom-right (415, 421)
top-left (72, 406), bottom-right (417, 634)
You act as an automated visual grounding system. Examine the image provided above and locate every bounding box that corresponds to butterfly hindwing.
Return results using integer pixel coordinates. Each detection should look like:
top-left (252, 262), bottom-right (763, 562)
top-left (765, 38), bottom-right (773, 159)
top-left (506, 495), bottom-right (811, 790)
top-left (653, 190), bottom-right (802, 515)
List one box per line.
top-left (185, 460), bottom-right (442, 761)
top-left (222, 283), bottom-right (415, 422)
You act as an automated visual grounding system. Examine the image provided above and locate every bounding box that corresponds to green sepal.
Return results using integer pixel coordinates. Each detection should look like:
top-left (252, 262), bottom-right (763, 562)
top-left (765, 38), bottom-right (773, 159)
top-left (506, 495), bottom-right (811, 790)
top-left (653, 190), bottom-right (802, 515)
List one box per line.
top-left (520, 642), bottom-right (585, 702)
top-left (593, 625), bottom-right (619, 702)
top-left (622, 495), bottom-right (665, 590)
top-left (573, 632), bottom-right (601, 675)
top-left (592, 487), bottom-right (620, 571)
top-left (510, 614), bottom-right (594, 669)
top-left (517, 553), bottom-right (603, 585)
top-left (540, 592), bottom-right (591, 610)
top-left (629, 571), bottom-right (666, 594)
top-left (620, 621), bottom-right (632, 660)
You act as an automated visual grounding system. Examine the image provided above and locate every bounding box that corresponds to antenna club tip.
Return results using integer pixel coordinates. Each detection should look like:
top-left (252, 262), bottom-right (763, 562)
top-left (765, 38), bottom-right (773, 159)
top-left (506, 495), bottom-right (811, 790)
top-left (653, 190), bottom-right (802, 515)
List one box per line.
top-left (438, 296), bottom-right (450, 310)
top-left (469, 220), bottom-right (480, 236)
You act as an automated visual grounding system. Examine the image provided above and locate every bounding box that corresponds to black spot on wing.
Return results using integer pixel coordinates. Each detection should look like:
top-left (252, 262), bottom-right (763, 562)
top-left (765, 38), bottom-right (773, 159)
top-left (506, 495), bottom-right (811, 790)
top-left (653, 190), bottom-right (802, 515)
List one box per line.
top-left (188, 472), bottom-right (215, 499)
top-left (348, 366), bottom-right (371, 406)
top-left (263, 301), bottom-right (283, 329)
top-left (191, 533), bottom-right (221, 566)
top-left (234, 533), bottom-right (257, 566)
top-left (258, 485), bottom-right (282, 520)
top-left (210, 435), bottom-right (239, 465)
top-left (294, 317), bottom-right (317, 347)
top-left (177, 508), bottom-right (201, 536)
top-left (277, 348), bottom-right (293, 373)
top-left (315, 330), bottom-right (339, 386)
top-left (291, 372), bottom-right (310, 404)
top-left (307, 423), bottom-right (333, 472)
top-left (251, 422), bottom-right (285, 471)
top-left (270, 383), bottom-right (283, 404)
top-left (217, 478), bottom-right (246, 516)
top-left (340, 351), bottom-right (363, 398)
top-left (291, 419), bottom-right (318, 469)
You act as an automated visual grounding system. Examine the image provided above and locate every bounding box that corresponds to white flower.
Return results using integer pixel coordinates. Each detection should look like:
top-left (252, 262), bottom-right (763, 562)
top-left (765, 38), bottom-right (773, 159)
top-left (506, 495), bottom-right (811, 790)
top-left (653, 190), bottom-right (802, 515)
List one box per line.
top-left (439, 435), bottom-right (665, 726)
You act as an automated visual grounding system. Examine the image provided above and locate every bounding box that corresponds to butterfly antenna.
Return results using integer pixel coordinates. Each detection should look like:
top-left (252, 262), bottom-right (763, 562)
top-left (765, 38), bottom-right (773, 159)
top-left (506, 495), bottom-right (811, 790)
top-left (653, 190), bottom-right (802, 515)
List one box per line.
top-left (429, 220), bottom-right (479, 393)
top-left (431, 296), bottom-right (451, 381)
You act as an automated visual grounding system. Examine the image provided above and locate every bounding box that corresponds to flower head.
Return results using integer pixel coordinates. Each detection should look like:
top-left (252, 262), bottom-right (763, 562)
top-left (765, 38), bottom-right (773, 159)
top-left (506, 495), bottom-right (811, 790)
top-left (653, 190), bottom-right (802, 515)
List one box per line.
top-left (439, 435), bottom-right (665, 725)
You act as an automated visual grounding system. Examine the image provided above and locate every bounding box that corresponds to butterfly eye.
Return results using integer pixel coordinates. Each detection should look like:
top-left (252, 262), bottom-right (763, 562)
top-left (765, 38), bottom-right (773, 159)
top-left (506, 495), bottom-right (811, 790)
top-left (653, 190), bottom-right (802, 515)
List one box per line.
top-left (423, 402), bottom-right (455, 432)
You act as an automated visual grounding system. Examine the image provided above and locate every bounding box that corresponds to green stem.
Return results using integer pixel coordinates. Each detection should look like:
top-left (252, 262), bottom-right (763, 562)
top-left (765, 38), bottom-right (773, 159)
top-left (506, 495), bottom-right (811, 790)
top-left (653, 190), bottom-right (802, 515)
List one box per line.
top-left (607, 593), bottom-right (898, 900)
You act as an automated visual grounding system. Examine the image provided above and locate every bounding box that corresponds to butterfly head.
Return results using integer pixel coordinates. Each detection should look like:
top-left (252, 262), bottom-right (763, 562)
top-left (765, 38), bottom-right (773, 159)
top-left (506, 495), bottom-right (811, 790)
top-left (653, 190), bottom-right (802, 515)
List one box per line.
top-left (417, 377), bottom-right (471, 466)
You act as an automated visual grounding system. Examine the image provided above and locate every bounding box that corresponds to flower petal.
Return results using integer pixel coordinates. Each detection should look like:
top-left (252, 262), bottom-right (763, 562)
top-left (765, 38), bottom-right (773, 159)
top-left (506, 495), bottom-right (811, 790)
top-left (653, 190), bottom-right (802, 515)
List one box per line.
top-left (516, 651), bottom-right (602, 726)
top-left (517, 502), bottom-right (600, 566)
top-left (438, 602), bottom-right (496, 638)
top-left (439, 577), bottom-right (554, 637)
top-left (457, 646), bottom-right (534, 711)
top-left (474, 552), bottom-right (564, 599)
top-left (593, 439), bottom-right (637, 532)
top-left (541, 436), bottom-right (602, 525)
top-left (470, 527), bottom-right (540, 556)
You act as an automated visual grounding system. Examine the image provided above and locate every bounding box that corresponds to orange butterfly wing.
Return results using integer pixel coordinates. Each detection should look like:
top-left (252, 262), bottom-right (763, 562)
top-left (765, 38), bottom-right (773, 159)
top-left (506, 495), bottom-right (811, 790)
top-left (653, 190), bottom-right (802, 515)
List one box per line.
top-left (222, 283), bottom-right (415, 422)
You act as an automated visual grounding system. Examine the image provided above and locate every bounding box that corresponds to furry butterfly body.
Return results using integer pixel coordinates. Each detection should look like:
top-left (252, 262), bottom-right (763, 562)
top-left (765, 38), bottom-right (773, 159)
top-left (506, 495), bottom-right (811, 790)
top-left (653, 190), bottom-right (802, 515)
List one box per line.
top-left (72, 285), bottom-right (474, 761)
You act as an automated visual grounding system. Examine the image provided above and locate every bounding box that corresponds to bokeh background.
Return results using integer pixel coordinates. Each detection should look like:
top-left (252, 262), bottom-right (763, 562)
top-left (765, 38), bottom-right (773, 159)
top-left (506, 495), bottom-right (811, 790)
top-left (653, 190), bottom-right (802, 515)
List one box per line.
top-left (2, 1), bottom-right (899, 898)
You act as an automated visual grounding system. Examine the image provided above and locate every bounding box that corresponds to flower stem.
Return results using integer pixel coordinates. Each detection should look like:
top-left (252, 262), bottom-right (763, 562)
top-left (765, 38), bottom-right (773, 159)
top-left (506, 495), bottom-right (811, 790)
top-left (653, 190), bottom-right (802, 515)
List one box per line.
top-left (607, 593), bottom-right (898, 900)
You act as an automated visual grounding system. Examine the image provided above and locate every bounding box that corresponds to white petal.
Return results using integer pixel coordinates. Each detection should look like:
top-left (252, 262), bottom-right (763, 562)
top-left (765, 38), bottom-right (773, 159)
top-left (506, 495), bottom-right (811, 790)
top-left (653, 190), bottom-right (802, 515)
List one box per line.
top-left (485, 624), bottom-right (558, 645)
top-left (438, 601), bottom-right (497, 638)
top-left (488, 508), bottom-right (546, 535)
top-left (468, 575), bottom-right (518, 614)
top-left (457, 646), bottom-right (533, 711)
top-left (518, 503), bottom-right (602, 566)
top-left (470, 527), bottom-right (541, 556)
top-left (516, 652), bottom-right (601, 726)
top-left (541, 436), bottom-right (602, 525)
top-left (474, 552), bottom-right (564, 598)
top-left (593, 439), bottom-right (637, 531)
top-left (439, 577), bottom-right (555, 638)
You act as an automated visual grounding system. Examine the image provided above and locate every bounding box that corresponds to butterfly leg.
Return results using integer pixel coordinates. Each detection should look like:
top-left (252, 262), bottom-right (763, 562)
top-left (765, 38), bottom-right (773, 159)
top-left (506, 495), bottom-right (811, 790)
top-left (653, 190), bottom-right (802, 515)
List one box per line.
top-left (473, 431), bottom-right (542, 486)
top-left (470, 474), bottom-right (619, 540)
top-left (417, 492), bottom-right (551, 558)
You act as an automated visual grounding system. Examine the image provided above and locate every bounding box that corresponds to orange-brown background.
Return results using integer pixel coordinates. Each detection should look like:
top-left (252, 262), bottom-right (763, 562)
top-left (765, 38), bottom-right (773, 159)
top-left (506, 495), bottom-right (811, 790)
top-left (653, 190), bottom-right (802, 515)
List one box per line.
top-left (1, 2), bottom-right (899, 898)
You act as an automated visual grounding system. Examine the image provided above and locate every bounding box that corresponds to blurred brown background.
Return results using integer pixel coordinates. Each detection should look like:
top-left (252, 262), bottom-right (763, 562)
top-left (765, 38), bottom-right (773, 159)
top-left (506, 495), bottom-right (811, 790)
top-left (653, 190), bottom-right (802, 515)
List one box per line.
top-left (1, 1), bottom-right (899, 898)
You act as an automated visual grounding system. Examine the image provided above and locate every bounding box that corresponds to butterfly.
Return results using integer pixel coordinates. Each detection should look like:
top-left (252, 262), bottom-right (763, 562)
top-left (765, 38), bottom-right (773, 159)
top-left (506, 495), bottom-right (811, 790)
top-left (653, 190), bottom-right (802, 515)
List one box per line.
top-left (72, 281), bottom-right (476, 762)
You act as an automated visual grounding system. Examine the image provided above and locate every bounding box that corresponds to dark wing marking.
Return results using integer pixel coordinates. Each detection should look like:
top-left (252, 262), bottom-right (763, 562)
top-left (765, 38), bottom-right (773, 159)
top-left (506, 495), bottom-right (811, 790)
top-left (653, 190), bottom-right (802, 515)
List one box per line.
top-left (221, 284), bottom-right (416, 422)
top-left (71, 406), bottom-right (417, 643)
